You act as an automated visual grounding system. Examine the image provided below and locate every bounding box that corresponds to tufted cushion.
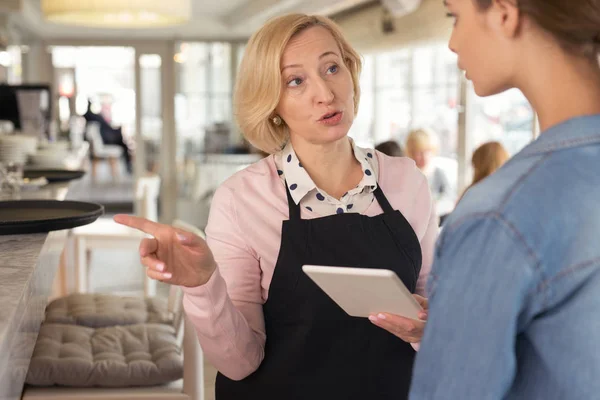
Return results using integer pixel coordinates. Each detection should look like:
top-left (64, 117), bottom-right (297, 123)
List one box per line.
top-left (26, 323), bottom-right (183, 387)
top-left (44, 294), bottom-right (172, 328)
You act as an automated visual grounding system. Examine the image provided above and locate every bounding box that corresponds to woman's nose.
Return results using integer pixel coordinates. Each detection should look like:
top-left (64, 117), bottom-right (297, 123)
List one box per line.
top-left (313, 77), bottom-right (334, 105)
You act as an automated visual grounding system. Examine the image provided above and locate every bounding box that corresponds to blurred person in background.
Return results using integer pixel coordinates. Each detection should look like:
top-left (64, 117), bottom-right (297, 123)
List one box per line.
top-left (83, 99), bottom-right (133, 173)
top-left (375, 140), bottom-right (405, 157)
top-left (458, 141), bottom-right (510, 201)
top-left (405, 128), bottom-right (455, 216)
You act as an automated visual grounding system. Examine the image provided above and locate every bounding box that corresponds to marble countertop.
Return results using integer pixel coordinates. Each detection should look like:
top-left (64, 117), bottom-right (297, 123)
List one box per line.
top-left (0, 143), bottom-right (90, 400)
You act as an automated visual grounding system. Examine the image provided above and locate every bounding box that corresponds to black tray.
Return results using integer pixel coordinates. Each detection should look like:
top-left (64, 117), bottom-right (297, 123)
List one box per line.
top-left (0, 200), bottom-right (104, 235)
top-left (23, 169), bottom-right (86, 183)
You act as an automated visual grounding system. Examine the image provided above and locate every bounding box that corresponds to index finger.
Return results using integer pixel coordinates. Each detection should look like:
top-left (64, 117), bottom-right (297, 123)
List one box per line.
top-left (114, 214), bottom-right (162, 235)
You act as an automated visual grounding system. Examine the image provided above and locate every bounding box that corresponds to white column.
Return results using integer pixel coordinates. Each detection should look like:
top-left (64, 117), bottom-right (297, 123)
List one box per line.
top-left (160, 40), bottom-right (178, 224)
top-left (229, 43), bottom-right (240, 143)
top-left (372, 55), bottom-right (381, 142)
top-left (22, 40), bottom-right (53, 85)
top-left (133, 49), bottom-right (145, 216)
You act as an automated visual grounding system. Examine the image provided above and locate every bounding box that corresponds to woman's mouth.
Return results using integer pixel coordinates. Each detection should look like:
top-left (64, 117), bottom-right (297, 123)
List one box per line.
top-left (318, 111), bottom-right (343, 126)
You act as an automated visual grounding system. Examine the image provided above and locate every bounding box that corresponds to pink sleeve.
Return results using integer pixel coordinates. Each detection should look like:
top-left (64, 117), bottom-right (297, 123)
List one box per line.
top-left (182, 184), bottom-right (266, 381)
top-left (414, 176), bottom-right (439, 297)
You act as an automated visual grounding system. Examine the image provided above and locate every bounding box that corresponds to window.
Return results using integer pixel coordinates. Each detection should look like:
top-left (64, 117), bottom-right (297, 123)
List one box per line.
top-left (467, 86), bottom-right (534, 156)
top-left (348, 54), bottom-right (375, 147)
top-left (208, 43), bottom-right (232, 124)
top-left (373, 48), bottom-right (412, 145)
top-left (358, 42), bottom-right (539, 215)
top-left (370, 44), bottom-right (459, 160)
top-left (52, 46), bottom-right (136, 138)
top-left (175, 42), bottom-right (234, 159)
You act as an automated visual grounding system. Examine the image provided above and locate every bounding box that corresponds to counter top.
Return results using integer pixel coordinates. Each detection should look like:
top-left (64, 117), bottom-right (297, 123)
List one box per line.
top-left (0, 143), bottom-right (90, 400)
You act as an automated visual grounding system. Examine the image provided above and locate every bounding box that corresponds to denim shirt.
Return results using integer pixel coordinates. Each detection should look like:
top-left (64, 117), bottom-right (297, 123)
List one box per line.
top-left (410, 115), bottom-right (600, 400)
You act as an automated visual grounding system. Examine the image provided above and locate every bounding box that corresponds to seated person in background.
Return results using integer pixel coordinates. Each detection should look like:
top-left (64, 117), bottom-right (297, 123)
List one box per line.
top-left (375, 140), bottom-right (404, 157)
top-left (459, 141), bottom-right (509, 201)
top-left (83, 100), bottom-right (133, 173)
top-left (405, 128), bottom-right (454, 215)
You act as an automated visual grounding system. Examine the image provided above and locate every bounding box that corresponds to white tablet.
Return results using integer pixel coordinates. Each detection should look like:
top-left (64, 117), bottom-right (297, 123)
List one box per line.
top-left (302, 265), bottom-right (423, 320)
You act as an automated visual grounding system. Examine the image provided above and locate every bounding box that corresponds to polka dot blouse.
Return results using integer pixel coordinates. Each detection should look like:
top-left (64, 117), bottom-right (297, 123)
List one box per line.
top-left (274, 138), bottom-right (379, 216)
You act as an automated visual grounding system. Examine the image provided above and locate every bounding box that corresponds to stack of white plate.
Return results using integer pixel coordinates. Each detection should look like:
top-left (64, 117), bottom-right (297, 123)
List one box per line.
top-left (0, 135), bottom-right (37, 165)
top-left (29, 149), bottom-right (70, 168)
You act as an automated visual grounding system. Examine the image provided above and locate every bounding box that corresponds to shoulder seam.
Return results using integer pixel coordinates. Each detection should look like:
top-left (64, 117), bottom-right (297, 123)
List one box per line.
top-left (445, 211), bottom-right (542, 275)
top-left (498, 152), bottom-right (553, 212)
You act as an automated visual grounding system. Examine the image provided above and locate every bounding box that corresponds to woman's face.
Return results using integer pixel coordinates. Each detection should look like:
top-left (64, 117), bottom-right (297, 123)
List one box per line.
top-left (445, 0), bottom-right (519, 97)
top-left (276, 26), bottom-right (355, 146)
top-left (412, 149), bottom-right (433, 170)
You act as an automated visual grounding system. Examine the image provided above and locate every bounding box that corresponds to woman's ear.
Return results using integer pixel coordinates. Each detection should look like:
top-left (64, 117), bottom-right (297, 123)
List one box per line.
top-left (488, 0), bottom-right (521, 39)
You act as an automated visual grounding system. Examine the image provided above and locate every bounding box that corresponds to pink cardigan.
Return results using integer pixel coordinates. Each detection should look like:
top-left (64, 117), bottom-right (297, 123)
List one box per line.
top-left (182, 151), bottom-right (438, 380)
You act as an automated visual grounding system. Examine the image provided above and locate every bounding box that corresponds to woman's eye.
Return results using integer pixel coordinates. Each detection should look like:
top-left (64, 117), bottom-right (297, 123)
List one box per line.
top-left (287, 77), bottom-right (303, 87)
top-left (327, 64), bottom-right (338, 74)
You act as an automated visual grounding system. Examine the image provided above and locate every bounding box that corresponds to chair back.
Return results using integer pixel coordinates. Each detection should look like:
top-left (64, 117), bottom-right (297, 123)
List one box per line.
top-left (69, 116), bottom-right (86, 149)
top-left (85, 122), bottom-right (105, 155)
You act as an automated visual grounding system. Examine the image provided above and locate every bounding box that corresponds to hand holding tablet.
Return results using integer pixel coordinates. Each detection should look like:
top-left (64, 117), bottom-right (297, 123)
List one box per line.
top-left (302, 265), bottom-right (424, 320)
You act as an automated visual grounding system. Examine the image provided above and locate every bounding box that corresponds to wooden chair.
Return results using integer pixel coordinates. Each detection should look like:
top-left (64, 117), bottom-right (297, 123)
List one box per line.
top-left (23, 222), bottom-right (208, 400)
top-left (23, 288), bottom-right (204, 400)
top-left (86, 122), bottom-right (123, 183)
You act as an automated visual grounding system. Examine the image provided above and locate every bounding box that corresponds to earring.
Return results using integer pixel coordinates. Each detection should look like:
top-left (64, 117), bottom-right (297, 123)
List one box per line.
top-left (272, 115), bottom-right (282, 126)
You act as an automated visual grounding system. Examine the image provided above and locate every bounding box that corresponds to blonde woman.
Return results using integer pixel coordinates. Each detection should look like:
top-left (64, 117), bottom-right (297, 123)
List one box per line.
top-left (115, 14), bottom-right (437, 400)
top-left (405, 128), bottom-right (453, 214)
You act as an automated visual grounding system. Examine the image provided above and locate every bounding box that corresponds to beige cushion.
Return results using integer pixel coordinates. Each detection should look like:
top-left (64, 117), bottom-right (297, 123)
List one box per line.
top-left (26, 323), bottom-right (183, 387)
top-left (45, 294), bottom-right (171, 328)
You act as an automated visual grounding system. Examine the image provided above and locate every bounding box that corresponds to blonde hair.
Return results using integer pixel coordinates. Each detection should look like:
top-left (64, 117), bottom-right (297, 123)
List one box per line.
top-left (471, 141), bottom-right (510, 185)
top-left (405, 128), bottom-right (438, 159)
top-left (234, 14), bottom-right (362, 154)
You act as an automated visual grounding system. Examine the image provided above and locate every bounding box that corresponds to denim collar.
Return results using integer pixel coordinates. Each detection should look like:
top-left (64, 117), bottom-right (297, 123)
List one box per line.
top-left (519, 114), bottom-right (600, 157)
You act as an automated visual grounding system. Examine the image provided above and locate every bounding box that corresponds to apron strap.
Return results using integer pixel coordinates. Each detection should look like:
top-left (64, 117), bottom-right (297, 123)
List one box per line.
top-left (285, 182), bottom-right (301, 221)
top-left (374, 185), bottom-right (394, 213)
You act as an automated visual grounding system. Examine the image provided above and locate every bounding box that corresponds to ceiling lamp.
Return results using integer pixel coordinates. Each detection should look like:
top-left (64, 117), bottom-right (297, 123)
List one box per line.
top-left (40, 0), bottom-right (191, 28)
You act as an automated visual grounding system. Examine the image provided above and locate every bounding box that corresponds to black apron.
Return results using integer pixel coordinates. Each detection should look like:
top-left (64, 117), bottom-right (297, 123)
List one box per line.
top-left (216, 183), bottom-right (423, 400)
